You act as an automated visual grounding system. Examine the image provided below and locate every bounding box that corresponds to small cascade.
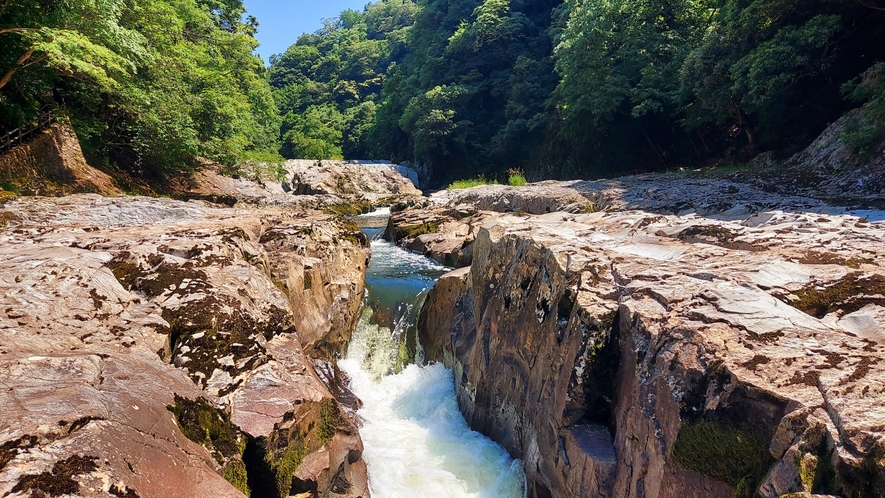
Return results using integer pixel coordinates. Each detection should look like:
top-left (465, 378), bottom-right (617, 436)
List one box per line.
top-left (342, 208), bottom-right (526, 497)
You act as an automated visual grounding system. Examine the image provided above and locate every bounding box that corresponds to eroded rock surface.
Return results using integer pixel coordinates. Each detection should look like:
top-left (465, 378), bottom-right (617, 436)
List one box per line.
top-left (0, 195), bottom-right (370, 498)
top-left (417, 183), bottom-right (885, 498)
top-left (179, 160), bottom-right (423, 221)
top-left (388, 173), bottom-right (883, 269)
top-left (284, 160), bottom-right (421, 199)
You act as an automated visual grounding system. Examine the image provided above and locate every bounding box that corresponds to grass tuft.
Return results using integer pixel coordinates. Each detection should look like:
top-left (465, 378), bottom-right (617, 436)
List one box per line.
top-left (447, 176), bottom-right (498, 190)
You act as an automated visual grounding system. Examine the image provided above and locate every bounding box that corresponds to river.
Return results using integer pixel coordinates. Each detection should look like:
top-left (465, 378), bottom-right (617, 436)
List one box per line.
top-left (340, 209), bottom-right (526, 498)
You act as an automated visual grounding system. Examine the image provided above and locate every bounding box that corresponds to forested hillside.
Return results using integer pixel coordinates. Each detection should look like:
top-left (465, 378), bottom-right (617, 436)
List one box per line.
top-left (270, 0), bottom-right (885, 185)
top-left (0, 0), bottom-right (280, 179)
top-left (3, 0), bottom-right (885, 188)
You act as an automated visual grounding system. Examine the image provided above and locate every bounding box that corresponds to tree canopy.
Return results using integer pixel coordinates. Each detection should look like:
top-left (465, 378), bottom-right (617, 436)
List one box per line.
top-left (268, 0), bottom-right (885, 185)
top-left (4, 0), bottom-right (884, 186)
top-left (0, 0), bottom-right (280, 177)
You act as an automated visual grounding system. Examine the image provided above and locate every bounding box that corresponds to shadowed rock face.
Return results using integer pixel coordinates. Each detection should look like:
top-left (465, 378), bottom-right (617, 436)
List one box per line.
top-left (0, 123), bottom-right (122, 197)
top-left (0, 195), bottom-right (370, 498)
top-left (417, 184), bottom-right (885, 498)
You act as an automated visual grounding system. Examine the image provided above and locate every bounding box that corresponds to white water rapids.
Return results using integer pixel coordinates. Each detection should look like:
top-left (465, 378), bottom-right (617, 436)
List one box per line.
top-left (340, 215), bottom-right (526, 497)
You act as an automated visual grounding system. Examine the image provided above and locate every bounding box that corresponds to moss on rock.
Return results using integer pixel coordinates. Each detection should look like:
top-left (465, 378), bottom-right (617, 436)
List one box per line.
top-left (395, 220), bottom-right (443, 241)
top-left (167, 395), bottom-right (243, 464)
top-left (0, 435), bottom-right (37, 472)
top-left (11, 455), bottom-right (98, 497)
top-left (322, 199), bottom-right (373, 216)
top-left (671, 418), bottom-right (773, 497)
top-left (223, 459), bottom-right (250, 496)
top-left (776, 272), bottom-right (885, 318)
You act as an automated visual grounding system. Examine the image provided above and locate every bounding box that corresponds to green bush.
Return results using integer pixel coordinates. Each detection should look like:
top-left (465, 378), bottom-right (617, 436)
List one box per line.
top-left (507, 169), bottom-right (527, 186)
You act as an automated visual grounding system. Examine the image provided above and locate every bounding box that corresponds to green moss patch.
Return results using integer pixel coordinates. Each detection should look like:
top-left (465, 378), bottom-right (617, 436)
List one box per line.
top-left (393, 219), bottom-right (443, 241)
top-left (11, 455), bottom-right (98, 497)
top-left (245, 398), bottom-right (352, 498)
top-left (447, 176), bottom-right (499, 189)
top-left (318, 398), bottom-right (344, 445)
top-left (671, 419), bottom-right (773, 496)
top-left (322, 199), bottom-right (373, 216)
top-left (797, 423), bottom-right (837, 494)
top-left (338, 218), bottom-right (369, 247)
top-left (223, 459), bottom-right (250, 496)
top-left (167, 395), bottom-right (243, 464)
top-left (775, 272), bottom-right (885, 318)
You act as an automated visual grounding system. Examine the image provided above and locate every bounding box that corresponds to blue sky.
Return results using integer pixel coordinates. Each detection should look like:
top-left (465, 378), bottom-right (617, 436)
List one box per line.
top-left (244, 0), bottom-right (371, 63)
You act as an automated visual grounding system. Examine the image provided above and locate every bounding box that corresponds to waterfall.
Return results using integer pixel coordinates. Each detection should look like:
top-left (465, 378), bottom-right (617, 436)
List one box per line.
top-left (341, 210), bottom-right (526, 497)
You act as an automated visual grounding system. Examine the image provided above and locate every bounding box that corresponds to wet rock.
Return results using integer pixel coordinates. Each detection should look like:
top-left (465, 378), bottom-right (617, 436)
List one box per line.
top-left (418, 188), bottom-right (885, 498)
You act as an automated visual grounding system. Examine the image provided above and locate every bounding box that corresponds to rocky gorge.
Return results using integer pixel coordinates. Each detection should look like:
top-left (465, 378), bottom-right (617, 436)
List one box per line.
top-left (0, 138), bottom-right (430, 498)
top-left (1, 119), bottom-right (885, 498)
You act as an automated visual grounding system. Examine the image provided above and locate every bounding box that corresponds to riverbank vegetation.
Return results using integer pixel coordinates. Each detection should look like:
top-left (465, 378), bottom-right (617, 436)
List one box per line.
top-left (2, 0), bottom-right (884, 187)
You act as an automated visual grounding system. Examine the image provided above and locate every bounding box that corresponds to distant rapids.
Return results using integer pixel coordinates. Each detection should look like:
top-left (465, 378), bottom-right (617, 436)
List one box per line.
top-left (341, 211), bottom-right (526, 497)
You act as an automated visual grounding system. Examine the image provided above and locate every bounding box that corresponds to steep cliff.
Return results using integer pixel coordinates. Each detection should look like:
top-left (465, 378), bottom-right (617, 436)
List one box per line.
top-left (417, 185), bottom-right (885, 498)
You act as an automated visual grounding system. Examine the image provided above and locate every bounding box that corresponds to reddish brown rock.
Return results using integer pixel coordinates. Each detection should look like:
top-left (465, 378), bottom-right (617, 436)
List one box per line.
top-left (0, 195), bottom-right (370, 498)
top-left (419, 196), bottom-right (885, 498)
top-left (0, 123), bottom-right (122, 197)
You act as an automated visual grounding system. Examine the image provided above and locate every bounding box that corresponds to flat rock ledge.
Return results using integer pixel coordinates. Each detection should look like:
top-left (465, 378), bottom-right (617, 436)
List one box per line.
top-left (415, 179), bottom-right (885, 498)
top-left (0, 195), bottom-right (371, 498)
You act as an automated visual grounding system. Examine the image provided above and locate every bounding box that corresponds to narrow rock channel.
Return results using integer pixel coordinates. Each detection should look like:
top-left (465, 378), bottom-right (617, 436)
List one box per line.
top-left (342, 209), bottom-right (526, 497)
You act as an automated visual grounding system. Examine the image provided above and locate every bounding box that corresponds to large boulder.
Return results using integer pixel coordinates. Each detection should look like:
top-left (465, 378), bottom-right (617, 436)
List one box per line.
top-left (419, 189), bottom-right (885, 498)
top-left (285, 160), bottom-right (421, 199)
top-left (0, 195), bottom-right (370, 498)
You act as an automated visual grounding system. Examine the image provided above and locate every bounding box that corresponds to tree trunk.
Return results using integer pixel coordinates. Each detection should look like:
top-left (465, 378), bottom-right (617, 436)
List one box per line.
top-left (0, 47), bottom-right (35, 91)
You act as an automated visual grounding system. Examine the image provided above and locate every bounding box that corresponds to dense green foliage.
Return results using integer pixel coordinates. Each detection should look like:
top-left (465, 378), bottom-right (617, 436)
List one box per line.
top-left (4, 0), bottom-right (884, 185)
top-left (270, 0), bottom-right (885, 185)
top-left (269, 0), bottom-right (418, 159)
top-left (0, 0), bottom-right (281, 177)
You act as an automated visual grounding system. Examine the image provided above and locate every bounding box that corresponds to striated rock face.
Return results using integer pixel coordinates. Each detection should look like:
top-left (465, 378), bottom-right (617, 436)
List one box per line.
top-left (0, 195), bottom-right (370, 498)
top-left (418, 183), bottom-right (885, 498)
top-left (179, 160), bottom-right (423, 219)
top-left (0, 123), bottom-right (121, 196)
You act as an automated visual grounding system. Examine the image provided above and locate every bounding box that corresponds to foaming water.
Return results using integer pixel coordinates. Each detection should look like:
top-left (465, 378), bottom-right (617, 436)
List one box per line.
top-left (342, 227), bottom-right (526, 498)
